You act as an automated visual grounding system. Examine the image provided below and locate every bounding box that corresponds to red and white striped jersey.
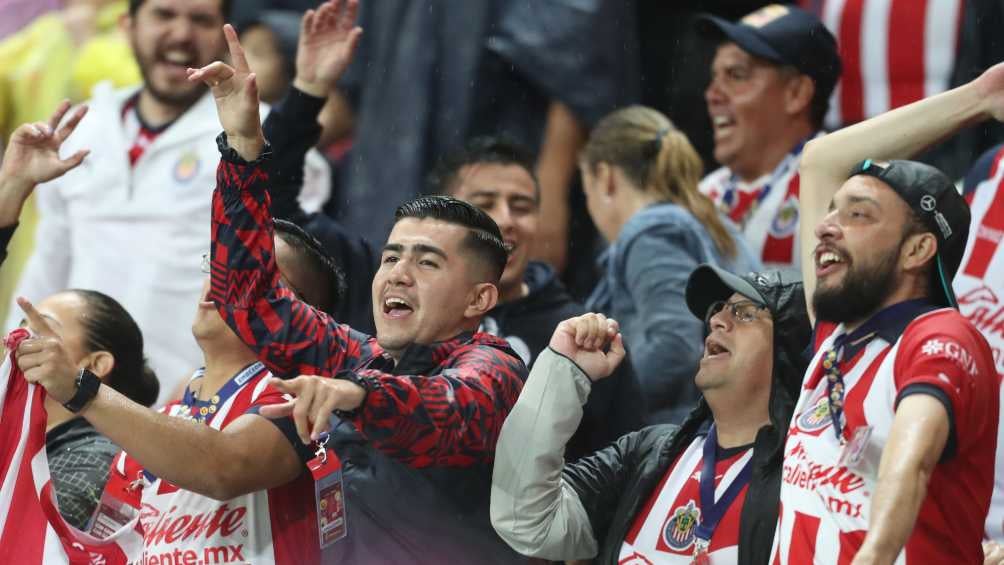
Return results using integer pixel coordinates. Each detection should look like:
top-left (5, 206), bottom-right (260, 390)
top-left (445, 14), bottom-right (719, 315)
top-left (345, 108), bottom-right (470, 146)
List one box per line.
top-left (802, 0), bottom-right (964, 129)
top-left (956, 144), bottom-right (1004, 540)
top-left (700, 139), bottom-right (814, 271)
top-left (0, 328), bottom-right (142, 564)
top-left (774, 307), bottom-right (999, 564)
top-left (619, 436), bottom-right (752, 564)
top-left (100, 364), bottom-right (325, 565)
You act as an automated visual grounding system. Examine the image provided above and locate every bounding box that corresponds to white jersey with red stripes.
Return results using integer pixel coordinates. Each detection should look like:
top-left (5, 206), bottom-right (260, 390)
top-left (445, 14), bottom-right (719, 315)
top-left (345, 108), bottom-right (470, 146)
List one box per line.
top-left (956, 144), bottom-right (1004, 540)
top-left (0, 328), bottom-right (142, 564)
top-left (802, 0), bottom-right (964, 129)
top-left (699, 137), bottom-right (818, 272)
top-left (619, 435), bottom-right (752, 564)
top-left (101, 363), bottom-right (324, 565)
top-left (774, 308), bottom-right (998, 564)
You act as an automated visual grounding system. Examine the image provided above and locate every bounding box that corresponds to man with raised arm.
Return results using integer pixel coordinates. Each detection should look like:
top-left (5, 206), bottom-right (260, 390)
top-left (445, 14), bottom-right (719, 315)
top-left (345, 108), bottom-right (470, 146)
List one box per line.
top-left (490, 266), bottom-right (810, 564)
top-left (774, 62), bottom-right (1003, 564)
top-left (187, 6), bottom-right (528, 561)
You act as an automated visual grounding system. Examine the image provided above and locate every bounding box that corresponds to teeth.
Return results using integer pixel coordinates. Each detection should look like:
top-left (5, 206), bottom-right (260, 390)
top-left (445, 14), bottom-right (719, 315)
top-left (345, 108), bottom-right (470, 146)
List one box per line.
top-left (385, 297), bottom-right (409, 308)
top-left (818, 251), bottom-right (843, 267)
top-left (163, 51), bottom-right (191, 64)
top-left (713, 116), bottom-right (733, 127)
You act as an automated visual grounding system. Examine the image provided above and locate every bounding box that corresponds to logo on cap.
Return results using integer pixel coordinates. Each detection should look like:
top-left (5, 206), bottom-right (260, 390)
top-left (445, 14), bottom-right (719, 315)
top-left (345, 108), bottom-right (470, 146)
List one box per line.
top-left (741, 4), bottom-right (789, 27)
top-left (920, 195), bottom-right (937, 212)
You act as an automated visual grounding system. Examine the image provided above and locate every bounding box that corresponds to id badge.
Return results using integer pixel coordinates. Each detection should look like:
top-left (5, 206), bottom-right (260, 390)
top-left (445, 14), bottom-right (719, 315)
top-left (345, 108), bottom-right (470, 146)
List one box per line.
top-left (308, 447), bottom-right (347, 548)
top-left (691, 538), bottom-right (711, 565)
top-left (838, 425), bottom-right (879, 480)
top-left (87, 483), bottom-right (140, 539)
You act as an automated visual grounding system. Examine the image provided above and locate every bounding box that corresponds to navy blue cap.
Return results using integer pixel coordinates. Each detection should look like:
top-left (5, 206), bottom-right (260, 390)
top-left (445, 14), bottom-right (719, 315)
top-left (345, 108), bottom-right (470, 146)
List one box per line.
top-left (699, 4), bottom-right (842, 101)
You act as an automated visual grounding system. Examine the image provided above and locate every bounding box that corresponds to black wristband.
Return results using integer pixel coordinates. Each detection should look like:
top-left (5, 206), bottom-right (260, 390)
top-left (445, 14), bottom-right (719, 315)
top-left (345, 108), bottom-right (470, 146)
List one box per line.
top-left (62, 369), bottom-right (101, 413)
top-left (216, 132), bottom-right (273, 165)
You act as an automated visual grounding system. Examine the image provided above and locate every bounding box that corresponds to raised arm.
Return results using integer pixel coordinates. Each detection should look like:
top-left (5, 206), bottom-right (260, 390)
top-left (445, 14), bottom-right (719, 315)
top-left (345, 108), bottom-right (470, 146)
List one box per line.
top-left (491, 314), bottom-right (627, 560)
top-left (798, 64), bottom-right (1004, 319)
top-left (189, 17), bottom-right (370, 377)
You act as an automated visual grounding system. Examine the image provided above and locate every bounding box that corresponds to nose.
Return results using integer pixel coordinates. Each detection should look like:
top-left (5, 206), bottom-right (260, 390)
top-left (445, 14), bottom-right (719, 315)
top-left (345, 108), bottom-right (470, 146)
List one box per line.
top-left (166, 16), bottom-right (196, 43)
top-left (387, 258), bottom-right (414, 287)
top-left (814, 209), bottom-right (842, 242)
top-left (705, 74), bottom-right (726, 108)
top-left (493, 203), bottom-right (514, 233)
top-left (708, 304), bottom-right (733, 332)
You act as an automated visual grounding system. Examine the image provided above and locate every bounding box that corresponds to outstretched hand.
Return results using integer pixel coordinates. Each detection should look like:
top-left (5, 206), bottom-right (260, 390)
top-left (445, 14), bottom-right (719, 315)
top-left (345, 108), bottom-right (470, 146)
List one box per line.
top-left (548, 313), bottom-right (625, 381)
top-left (259, 376), bottom-right (366, 444)
top-left (294, 0), bottom-right (363, 98)
top-left (0, 101), bottom-right (89, 193)
top-left (186, 24), bottom-right (263, 159)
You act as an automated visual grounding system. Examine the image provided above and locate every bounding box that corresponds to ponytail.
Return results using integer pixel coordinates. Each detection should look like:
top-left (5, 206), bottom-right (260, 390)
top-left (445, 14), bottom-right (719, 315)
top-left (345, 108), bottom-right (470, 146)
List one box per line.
top-left (582, 106), bottom-right (737, 259)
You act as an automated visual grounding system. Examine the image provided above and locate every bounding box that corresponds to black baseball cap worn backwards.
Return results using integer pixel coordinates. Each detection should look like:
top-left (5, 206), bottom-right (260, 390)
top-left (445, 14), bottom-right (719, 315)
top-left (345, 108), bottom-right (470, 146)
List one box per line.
top-left (698, 4), bottom-right (842, 101)
top-left (849, 159), bottom-right (972, 308)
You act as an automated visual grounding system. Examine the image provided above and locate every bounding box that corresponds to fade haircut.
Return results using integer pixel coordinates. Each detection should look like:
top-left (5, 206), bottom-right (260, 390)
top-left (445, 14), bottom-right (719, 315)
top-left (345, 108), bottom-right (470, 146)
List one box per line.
top-left (393, 195), bottom-right (509, 283)
top-left (428, 136), bottom-right (540, 202)
top-left (273, 219), bottom-right (346, 316)
top-left (129, 0), bottom-right (232, 18)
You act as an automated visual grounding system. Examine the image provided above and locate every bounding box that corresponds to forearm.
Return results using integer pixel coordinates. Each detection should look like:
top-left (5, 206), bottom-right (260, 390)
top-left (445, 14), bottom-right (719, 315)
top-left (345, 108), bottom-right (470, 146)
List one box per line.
top-left (532, 101), bottom-right (586, 273)
top-left (262, 87), bottom-right (326, 222)
top-left (210, 144), bottom-right (354, 376)
top-left (490, 348), bottom-right (599, 560)
top-left (79, 386), bottom-right (248, 500)
top-left (801, 82), bottom-right (986, 186)
top-left (348, 351), bottom-right (524, 467)
top-left (856, 466), bottom-right (932, 562)
top-left (0, 176), bottom-right (31, 226)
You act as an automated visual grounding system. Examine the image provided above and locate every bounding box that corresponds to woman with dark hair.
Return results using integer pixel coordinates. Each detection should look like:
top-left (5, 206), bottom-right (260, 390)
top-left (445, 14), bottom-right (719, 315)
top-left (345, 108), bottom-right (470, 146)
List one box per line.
top-left (580, 105), bottom-right (761, 424)
top-left (0, 101), bottom-right (159, 529)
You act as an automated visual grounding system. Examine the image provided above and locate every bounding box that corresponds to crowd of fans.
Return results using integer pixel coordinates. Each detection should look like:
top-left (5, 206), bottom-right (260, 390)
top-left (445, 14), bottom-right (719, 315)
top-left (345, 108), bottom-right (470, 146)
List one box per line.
top-left (0, 0), bottom-right (1001, 563)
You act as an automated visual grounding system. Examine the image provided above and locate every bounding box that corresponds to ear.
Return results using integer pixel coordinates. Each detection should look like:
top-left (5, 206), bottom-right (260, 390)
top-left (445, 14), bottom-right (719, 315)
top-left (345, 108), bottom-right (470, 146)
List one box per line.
top-left (118, 12), bottom-right (132, 35)
top-left (83, 350), bottom-right (116, 381)
top-left (464, 282), bottom-right (499, 321)
top-left (784, 74), bottom-right (815, 118)
top-left (900, 232), bottom-right (939, 273)
top-left (596, 162), bottom-right (617, 201)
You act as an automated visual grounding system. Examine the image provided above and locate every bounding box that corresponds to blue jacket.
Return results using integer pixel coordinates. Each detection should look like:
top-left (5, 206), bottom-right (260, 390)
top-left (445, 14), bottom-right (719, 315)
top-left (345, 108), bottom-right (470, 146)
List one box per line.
top-left (586, 203), bottom-right (761, 423)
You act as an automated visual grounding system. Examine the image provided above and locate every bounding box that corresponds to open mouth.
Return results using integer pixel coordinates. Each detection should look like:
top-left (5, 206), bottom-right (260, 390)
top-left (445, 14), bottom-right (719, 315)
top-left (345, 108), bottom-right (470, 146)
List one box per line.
top-left (703, 336), bottom-right (731, 360)
top-left (383, 297), bottom-right (414, 319)
top-left (712, 114), bottom-right (736, 137)
top-left (814, 247), bottom-right (847, 278)
top-left (158, 48), bottom-right (197, 77)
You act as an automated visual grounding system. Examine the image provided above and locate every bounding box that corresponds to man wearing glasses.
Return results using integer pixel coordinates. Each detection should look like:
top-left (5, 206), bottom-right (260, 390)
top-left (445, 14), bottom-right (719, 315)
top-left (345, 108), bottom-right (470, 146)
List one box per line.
top-left (490, 264), bottom-right (810, 564)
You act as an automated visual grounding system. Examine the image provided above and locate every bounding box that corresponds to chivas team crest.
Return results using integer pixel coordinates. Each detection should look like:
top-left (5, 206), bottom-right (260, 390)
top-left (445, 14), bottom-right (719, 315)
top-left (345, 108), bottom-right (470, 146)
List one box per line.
top-left (661, 501), bottom-right (701, 550)
top-left (797, 393), bottom-right (833, 432)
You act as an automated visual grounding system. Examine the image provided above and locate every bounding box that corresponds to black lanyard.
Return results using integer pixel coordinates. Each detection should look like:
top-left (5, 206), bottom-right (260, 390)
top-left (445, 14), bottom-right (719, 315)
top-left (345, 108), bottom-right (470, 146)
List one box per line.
top-left (694, 426), bottom-right (754, 545)
top-left (181, 361), bottom-right (265, 425)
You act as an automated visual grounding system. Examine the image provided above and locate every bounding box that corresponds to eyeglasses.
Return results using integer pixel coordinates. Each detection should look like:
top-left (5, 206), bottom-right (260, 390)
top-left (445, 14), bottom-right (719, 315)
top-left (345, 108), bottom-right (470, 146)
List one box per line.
top-left (705, 299), bottom-right (767, 326)
top-left (201, 253), bottom-right (210, 274)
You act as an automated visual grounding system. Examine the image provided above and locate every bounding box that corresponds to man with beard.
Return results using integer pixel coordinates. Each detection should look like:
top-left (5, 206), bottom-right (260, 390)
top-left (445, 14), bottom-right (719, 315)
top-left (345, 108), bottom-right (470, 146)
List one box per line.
top-left (5, 0), bottom-right (330, 403)
top-left (773, 63), bottom-right (1003, 564)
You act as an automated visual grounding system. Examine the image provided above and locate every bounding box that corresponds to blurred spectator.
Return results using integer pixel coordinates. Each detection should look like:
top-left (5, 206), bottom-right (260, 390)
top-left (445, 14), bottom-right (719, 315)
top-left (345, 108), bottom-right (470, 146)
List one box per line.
top-left (0, 0), bottom-right (60, 40)
top-left (0, 0), bottom-right (141, 333)
top-left (580, 106), bottom-right (760, 424)
top-left (329, 0), bottom-right (637, 278)
top-left (698, 4), bottom-right (841, 272)
top-left (433, 135), bottom-right (647, 459)
top-left (0, 103), bottom-right (158, 531)
top-left (3, 0), bottom-right (331, 405)
top-left (957, 144), bottom-right (1004, 543)
top-left (635, 0), bottom-right (784, 171)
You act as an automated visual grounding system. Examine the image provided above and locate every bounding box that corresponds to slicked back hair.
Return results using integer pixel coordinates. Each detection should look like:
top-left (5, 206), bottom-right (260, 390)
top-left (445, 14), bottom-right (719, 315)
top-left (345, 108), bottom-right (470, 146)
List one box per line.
top-left (273, 219), bottom-right (346, 316)
top-left (429, 136), bottom-right (540, 202)
top-left (393, 195), bottom-right (509, 283)
top-left (129, 0), bottom-right (232, 18)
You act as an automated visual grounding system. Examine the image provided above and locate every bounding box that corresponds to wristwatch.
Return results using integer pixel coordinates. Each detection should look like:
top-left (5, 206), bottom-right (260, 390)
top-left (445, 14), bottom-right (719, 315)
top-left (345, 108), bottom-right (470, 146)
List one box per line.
top-left (62, 368), bottom-right (101, 413)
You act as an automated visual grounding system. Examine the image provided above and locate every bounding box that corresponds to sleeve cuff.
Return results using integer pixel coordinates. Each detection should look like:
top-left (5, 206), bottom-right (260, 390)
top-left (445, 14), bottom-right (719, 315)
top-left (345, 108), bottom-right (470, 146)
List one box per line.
top-left (216, 132), bottom-right (273, 166)
top-left (278, 86), bottom-right (327, 123)
top-left (245, 405), bottom-right (315, 464)
top-left (895, 383), bottom-right (958, 462)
